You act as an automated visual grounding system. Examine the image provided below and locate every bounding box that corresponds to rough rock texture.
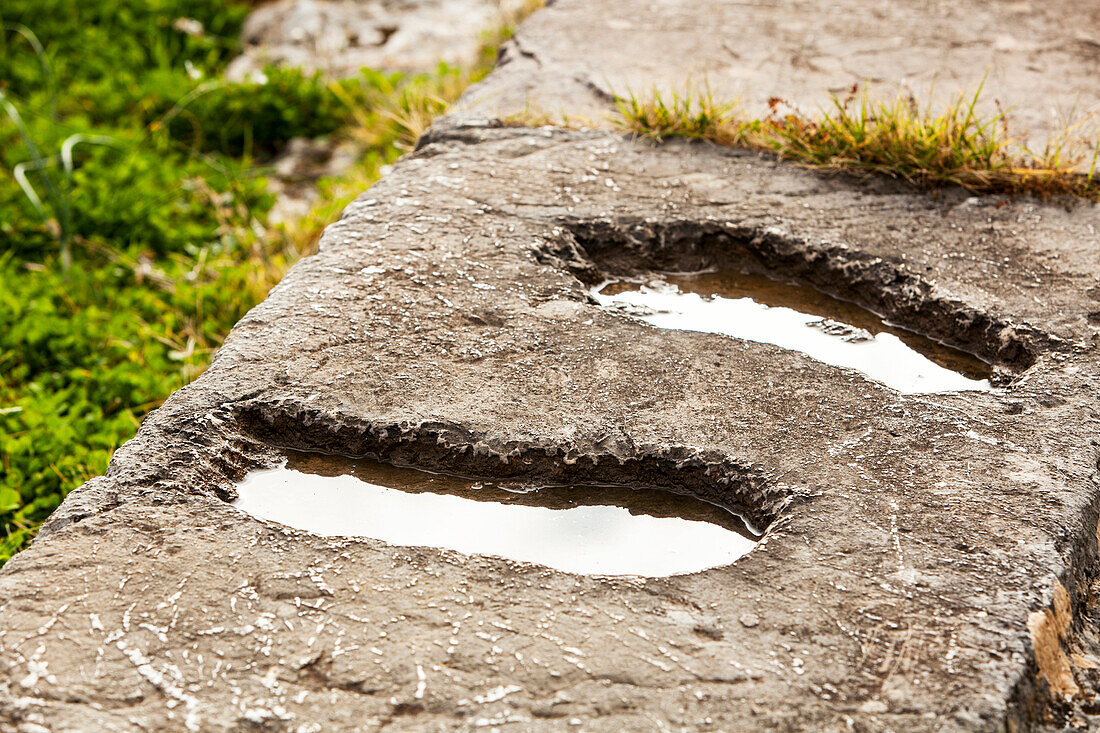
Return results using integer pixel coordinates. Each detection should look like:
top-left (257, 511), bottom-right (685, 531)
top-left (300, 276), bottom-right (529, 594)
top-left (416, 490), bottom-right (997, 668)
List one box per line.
top-left (226, 0), bottom-right (522, 80)
top-left (463, 0), bottom-right (1100, 148)
top-left (3, 1), bottom-right (1100, 731)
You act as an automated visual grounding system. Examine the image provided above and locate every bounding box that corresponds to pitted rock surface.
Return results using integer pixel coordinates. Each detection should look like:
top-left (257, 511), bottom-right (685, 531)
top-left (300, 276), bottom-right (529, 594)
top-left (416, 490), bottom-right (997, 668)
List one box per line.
top-left (3, 1), bottom-right (1100, 731)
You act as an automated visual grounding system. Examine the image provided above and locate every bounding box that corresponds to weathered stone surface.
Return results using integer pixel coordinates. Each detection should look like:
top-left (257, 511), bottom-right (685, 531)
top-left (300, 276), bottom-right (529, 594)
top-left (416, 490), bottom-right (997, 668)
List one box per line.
top-left (465, 0), bottom-right (1100, 147)
top-left (3, 1), bottom-right (1100, 731)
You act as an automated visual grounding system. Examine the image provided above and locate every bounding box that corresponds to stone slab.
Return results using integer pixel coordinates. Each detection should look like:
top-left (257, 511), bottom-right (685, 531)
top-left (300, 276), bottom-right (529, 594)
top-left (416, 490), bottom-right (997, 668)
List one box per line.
top-left (3, 1), bottom-right (1100, 731)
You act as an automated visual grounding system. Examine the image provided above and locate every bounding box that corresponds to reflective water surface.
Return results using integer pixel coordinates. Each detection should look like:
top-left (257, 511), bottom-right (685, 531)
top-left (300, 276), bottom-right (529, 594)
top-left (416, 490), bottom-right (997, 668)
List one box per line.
top-left (234, 452), bottom-right (758, 577)
top-left (594, 270), bottom-right (992, 394)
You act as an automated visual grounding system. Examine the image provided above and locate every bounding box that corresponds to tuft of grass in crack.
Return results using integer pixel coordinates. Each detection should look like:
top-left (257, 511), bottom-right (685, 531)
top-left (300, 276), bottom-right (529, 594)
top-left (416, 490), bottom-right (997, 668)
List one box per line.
top-left (615, 84), bottom-right (1100, 201)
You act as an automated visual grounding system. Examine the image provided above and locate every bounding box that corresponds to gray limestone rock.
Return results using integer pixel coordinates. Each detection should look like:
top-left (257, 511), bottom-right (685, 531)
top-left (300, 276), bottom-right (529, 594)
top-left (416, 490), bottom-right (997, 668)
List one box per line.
top-left (226, 0), bottom-right (517, 80)
top-left (3, 1), bottom-right (1100, 730)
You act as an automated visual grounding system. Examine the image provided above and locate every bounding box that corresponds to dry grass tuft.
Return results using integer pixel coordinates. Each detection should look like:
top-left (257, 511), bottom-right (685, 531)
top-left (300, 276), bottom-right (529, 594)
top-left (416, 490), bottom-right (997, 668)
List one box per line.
top-left (615, 83), bottom-right (1100, 201)
top-left (501, 101), bottom-right (597, 129)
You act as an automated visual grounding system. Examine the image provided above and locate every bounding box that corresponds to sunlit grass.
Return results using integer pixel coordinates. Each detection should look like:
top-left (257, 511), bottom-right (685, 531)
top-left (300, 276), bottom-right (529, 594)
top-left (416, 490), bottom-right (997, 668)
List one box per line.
top-left (615, 83), bottom-right (1100, 200)
top-left (0, 0), bottom-right (547, 565)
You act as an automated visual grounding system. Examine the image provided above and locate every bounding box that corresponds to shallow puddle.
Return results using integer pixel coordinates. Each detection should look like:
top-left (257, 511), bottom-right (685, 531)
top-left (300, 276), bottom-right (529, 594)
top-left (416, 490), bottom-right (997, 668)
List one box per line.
top-left (593, 270), bottom-right (992, 394)
top-left (234, 452), bottom-right (758, 577)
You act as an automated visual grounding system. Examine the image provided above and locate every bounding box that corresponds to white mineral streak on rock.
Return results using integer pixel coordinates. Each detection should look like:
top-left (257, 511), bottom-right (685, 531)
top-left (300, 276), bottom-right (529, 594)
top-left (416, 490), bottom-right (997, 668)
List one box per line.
top-left (116, 639), bottom-right (202, 732)
top-left (474, 684), bottom-right (522, 703)
top-left (415, 664), bottom-right (428, 699)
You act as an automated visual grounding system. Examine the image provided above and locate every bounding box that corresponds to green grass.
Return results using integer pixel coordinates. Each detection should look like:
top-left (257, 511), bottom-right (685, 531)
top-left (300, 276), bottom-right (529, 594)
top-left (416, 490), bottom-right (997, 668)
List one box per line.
top-left (615, 84), bottom-right (1100, 201)
top-left (0, 0), bottom-right (529, 565)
